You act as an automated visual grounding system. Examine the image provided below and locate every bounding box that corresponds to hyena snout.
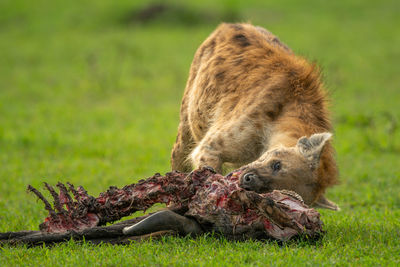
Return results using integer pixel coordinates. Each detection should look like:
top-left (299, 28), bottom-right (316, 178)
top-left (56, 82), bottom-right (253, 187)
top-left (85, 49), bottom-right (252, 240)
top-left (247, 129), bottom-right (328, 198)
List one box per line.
top-left (239, 171), bottom-right (271, 192)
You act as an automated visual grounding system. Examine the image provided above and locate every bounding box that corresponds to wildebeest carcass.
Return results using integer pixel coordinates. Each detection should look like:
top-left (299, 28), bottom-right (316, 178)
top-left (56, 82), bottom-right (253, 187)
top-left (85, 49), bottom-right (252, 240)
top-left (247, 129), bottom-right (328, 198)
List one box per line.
top-left (0, 167), bottom-right (323, 246)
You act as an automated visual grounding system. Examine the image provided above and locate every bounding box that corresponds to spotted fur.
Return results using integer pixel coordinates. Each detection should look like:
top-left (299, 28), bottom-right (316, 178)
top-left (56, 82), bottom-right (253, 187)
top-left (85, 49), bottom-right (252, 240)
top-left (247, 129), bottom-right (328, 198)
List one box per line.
top-left (171, 23), bottom-right (339, 209)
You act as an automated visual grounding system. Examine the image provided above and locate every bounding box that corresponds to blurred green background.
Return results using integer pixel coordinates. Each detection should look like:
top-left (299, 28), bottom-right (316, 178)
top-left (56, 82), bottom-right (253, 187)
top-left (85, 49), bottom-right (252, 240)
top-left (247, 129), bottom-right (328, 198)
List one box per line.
top-left (1, 0), bottom-right (399, 265)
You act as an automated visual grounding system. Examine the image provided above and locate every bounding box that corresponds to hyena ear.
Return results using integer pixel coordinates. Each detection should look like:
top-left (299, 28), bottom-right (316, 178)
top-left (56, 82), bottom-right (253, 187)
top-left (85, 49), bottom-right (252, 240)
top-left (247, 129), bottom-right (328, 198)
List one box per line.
top-left (312, 195), bottom-right (340, 211)
top-left (297, 132), bottom-right (332, 170)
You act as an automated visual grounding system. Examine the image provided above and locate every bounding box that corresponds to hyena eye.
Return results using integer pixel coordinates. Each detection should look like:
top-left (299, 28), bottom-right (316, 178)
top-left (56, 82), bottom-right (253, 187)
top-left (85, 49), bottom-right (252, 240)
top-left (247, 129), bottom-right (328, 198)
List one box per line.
top-left (271, 161), bottom-right (281, 172)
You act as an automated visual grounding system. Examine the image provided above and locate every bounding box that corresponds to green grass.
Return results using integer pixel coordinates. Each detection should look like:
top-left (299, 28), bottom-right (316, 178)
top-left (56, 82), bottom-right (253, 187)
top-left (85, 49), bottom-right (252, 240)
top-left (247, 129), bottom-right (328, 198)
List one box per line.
top-left (1, 0), bottom-right (400, 265)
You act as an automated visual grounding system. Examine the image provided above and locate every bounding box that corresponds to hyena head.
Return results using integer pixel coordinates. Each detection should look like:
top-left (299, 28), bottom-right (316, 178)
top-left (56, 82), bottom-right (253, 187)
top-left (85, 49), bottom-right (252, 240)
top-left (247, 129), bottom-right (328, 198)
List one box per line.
top-left (239, 132), bottom-right (339, 210)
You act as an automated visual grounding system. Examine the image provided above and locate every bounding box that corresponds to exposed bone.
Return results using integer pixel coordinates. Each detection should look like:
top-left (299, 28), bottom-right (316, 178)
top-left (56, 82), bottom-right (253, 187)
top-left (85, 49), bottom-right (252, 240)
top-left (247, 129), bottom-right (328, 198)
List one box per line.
top-left (44, 183), bottom-right (67, 216)
top-left (27, 185), bottom-right (57, 219)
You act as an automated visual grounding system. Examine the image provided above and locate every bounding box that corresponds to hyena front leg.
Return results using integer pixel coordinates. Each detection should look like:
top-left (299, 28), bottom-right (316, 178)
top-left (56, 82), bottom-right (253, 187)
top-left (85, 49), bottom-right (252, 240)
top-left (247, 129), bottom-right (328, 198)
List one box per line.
top-left (191, 122), bottom-right (262, 174)
top-left (191, 142), bottom-right (223, 174)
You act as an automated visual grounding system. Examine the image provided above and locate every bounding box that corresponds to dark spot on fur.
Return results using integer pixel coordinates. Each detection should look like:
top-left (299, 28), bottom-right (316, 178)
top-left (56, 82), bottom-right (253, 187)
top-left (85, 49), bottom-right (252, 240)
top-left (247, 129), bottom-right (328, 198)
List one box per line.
top-left (228, 132), bottom-right (234, 138)
top-left (252, 80), bottom-right (262, 88)
top-left (239, 125), bottom-right (245, 131)
top-left (290, 132), bottom-right (299, 139)
top-left (244, 63), bottom-right (253, 71)
top-left (233, 34), bottom-right (250, 47)
top-left (215, 71), bottom-right (225, 81)
top-left (289, 70), bottom-right (297, 78)
top-left (209, 39), bottom-right (216, 55)
top-left (231, 96), bottom-right (239, 103)
top-left (250, 111), bottom-right (260, 119)
top-left (199, 46), bottom-right (206, 59)
top-left (217, 139), bottom-right (224, 147)
top-left (214, 56), bottom-right (226, 65)
top-left (273, 150), bottom-right (289, 157)
top-left (199, 156), bottom-right (205, 162)
top-left (230, 74), bottom-right (240, 84)
top-left (264, 93), bottom-right (273, 98)
top-left (226, 47), bottom-right (234, 53)
top-left (273, 62), bottom-right (282, 69)
top-left (272, 37), bottom-right (279, 43)
top-left (266, 111), bottom-right (275, 120)
top-left (230, 24), bottom-right (244, 31)
top-left (205, 86), bottom-right (214, 94)
top-left (255, 122), bottom-right (263, 130)
top-left (266, 103), bottom-right (283, 120)
top-left (234, 56), bottom-right (244, 66)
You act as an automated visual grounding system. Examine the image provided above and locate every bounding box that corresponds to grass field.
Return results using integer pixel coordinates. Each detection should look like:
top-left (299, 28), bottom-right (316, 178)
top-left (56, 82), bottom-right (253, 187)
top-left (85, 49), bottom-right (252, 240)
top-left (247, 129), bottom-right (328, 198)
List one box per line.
top-left (1, 0), bottom-right (400, 265)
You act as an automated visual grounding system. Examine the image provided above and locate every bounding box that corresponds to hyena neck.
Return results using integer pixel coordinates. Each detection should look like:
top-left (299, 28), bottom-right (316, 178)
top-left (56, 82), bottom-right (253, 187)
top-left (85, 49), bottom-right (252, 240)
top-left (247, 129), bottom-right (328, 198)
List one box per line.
top-left (255, 131), bottom-right (299, 163)
top-left (268, 131), bottom-right (299, 150)
top-left (267, 113), bottom-right (330, 151)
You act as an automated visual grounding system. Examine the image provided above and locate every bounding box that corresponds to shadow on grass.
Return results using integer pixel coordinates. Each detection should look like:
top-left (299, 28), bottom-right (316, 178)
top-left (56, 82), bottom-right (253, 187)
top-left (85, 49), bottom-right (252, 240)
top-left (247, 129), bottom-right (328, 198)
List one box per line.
top-left (120, 2), bottom-right (242, 27)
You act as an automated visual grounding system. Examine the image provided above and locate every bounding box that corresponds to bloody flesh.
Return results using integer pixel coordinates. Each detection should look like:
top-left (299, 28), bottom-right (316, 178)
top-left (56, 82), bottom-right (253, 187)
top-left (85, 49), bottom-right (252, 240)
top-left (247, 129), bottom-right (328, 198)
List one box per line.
top-left (26, 167), bottom-right (323, 241)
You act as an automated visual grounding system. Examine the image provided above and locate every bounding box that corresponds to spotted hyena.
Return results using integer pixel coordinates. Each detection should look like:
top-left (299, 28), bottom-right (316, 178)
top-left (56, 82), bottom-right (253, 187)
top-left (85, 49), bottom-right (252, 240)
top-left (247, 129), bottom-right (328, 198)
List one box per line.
top-left (171, 23), bottom-right (339, 210)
